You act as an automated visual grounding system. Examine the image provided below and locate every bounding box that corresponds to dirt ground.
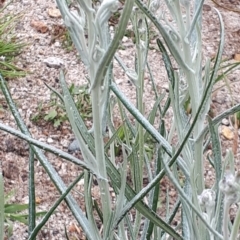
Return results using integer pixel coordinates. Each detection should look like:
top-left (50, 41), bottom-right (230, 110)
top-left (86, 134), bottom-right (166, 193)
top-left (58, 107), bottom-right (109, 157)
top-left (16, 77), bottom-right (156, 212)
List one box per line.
top-left (0, 0), bottom-right (240, 239)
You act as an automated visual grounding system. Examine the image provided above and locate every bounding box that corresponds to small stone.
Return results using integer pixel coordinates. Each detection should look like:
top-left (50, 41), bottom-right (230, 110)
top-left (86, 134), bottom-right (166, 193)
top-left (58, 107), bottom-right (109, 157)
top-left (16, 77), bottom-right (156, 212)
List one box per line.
top-left (68, 139), bottom-right (80, 152)
top-left (47, 8), bottom-right (61, 18)
top-left (30, 20), bottom-right (49, 33)
top-left (221, 118), bottom-right (229, 126)
top-left (221, 126), bottom-right (234, 140)
top-left (162, 83), bottom-right (169, 92)
top-left (234, 54), bottom-right (240, 62)
top-left (47, 137), bottom-right (54, 143)
top-left (122, 36), bottom-right (128, 42)
top-left (43, 57), bottom-right (64, 68)
top-left (22, 0), bottom-right (30, 5)
top-left (54, 41), bottom-right (61, 47)
top-left (38, 138), bottom-right (46, 142)
top-left (203, 4), bottom-right (211, 11)
top-left (78, 179), bottom-right (84, 186)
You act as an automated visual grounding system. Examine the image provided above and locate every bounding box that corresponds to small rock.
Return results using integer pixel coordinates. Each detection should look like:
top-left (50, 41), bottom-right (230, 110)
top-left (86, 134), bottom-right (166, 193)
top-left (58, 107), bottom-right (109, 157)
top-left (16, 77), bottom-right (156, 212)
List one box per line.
top-left (68, 139), bottom-right (80, 152)
top-left (30, 20), bottom-right (49, 33)
top-left (162, 83), bottom-right (169, 92)
top-left (118, 49), bottom-right (128, 56)
top-left (47, 137), bottom-right (54, 144)
top-left (122, 36), bottom-right (128, 43)
top-left (22, 0), bottom-right (30, 5)
top-left (38, 138), bottom-right (46, 142)
top-left (221, 126), bottom-right (234, 140)
top-left (203, 4), bottom-right (211, 11)
top-left (221, 118), bottom-right (229, 126)
top-left (43, 57), bottom-right (64, 68)
top-left (234, 54), bottom-right (240, 62)
top-left (60, 139), bottom-right (69, 148)
top-left (47, 8), bottom-right (61, 18)
top-left (54, 41), bottom-right (61, 47)
top-left (77, 179), bottom-right (84, 186)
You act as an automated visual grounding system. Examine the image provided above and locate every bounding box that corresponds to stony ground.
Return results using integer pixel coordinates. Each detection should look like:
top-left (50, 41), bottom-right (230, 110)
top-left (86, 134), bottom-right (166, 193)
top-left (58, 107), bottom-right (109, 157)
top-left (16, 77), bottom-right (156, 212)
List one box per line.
top-left (0, 0), bottom-right (240, 239)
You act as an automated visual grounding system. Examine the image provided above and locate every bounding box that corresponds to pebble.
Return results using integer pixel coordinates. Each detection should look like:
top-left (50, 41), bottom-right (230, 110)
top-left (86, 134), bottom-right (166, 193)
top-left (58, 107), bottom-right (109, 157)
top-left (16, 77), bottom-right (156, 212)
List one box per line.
top-left (38, 138), bottom-right (46, 142)
top-left (68, 139), bottom-right (80, 152)
top-left (221, 118), bottom-right (229, 126)
top-left (22, 0), bottom-right (30, 5)
top-left (47, 137), bottom-right (54, 143)
top-left (162, 83), bottom-right (169, 92)
top-left (60, 139), bottom-right (69, 148)
top-left (54, 41), bottom-right (61, 47)
top-left (122, 36), bottom-right (128, 43)
top-left (77, 179), bottom-right (84, 186)
top-left (43, 57), bottom-right (64, 68)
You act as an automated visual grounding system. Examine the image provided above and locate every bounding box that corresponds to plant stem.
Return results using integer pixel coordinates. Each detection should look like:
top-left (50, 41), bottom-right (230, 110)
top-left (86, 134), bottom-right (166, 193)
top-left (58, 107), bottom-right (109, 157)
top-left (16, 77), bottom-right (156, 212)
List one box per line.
top-left (230, 204), bottom-right (240, 240)
top-left (223, 200), bottom-right (230, 240)
top-left (28, 147), bottom-right (36, 237)
top-left (133, 11), bottom-right (148, 237)
top-left (91, 85), bottom-right (111, 235)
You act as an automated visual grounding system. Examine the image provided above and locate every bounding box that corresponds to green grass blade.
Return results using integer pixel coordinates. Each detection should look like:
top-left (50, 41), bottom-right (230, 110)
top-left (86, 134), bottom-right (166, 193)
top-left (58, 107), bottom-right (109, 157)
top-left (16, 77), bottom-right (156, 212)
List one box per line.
top-left (4, 204), bottom-right (28, 213)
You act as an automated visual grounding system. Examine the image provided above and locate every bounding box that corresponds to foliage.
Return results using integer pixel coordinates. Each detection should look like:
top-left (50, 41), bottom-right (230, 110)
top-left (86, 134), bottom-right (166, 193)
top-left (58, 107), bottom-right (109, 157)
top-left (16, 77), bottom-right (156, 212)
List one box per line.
top-left (0, 0), bottom-right (240, 239)
top-left (0, 8), bottom-right (26, 79)
top-left (0, 8), bottom-right (26, 116)
top-left (1, 189), bottom-right (46, 238)
top-left (31, 83), bottom-right (92, 128)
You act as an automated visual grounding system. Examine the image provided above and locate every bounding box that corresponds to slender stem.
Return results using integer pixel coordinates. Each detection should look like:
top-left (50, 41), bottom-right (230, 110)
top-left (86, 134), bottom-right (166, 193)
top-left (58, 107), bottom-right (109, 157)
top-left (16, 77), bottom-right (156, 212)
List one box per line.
top-left (230, 204), bottom-right (240, 240)
top-left (84, 171), bottom-right (99, 233)
top-left (91, 86), bottom-right (111, 233)
top-left (28, 147), bottom-right (36, 236)
top-left (223, 201), bottom-right (230, 240)
top-left (133, 11), bottom-right (148, 237)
